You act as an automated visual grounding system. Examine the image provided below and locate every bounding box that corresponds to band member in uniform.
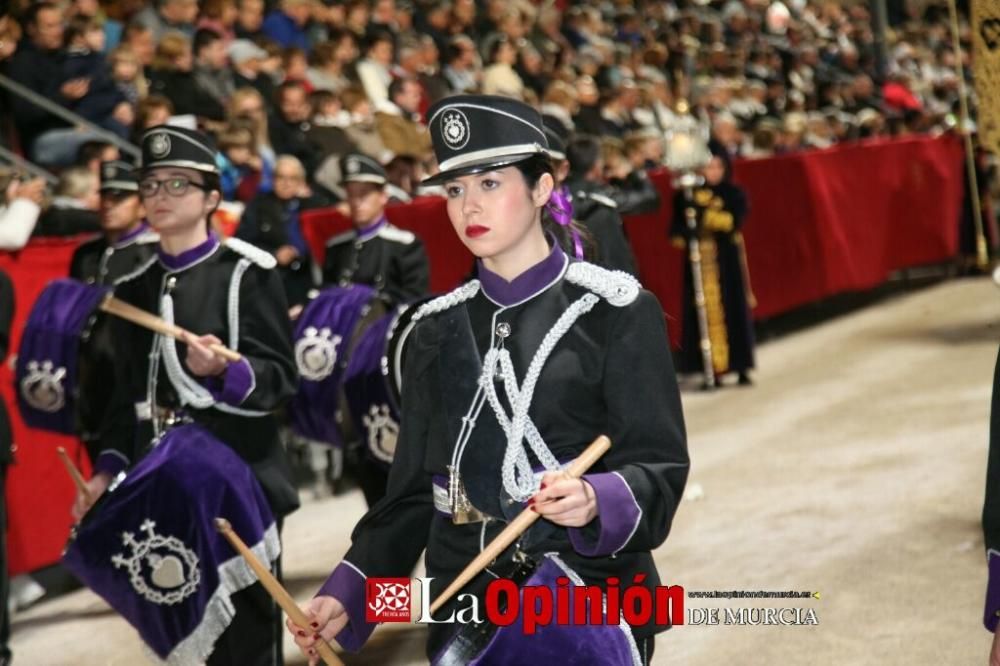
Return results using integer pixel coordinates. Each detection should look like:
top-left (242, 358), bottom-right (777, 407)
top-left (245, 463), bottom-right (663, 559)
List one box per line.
top-left (69, 161), bottom-right (160, 460)
top-left (670, 146), bottom-right (756, 387)
top-left (0, 270), bottom-right (14, 666)
top-left (322, 153), bottom-right (430, 307)
top-left (69, 160), bottom-right (159, 285)
top-left (289, 95), bottom-right (689, 665)
top-left (72, 126), bottom-right (299, 666)
top-left (564, 135), bottom-right (639, 276)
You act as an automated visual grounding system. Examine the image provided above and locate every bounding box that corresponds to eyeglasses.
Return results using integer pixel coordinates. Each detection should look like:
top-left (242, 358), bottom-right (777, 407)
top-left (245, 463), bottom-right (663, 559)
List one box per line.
top-left (138, 177), bottom-right (208, 198)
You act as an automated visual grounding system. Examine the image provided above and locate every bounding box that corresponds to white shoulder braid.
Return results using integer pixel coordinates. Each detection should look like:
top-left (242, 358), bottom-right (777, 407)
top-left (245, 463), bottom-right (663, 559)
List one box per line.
top-left (326, 229), bottom-right (355, 246)
top-left (112, 254), bottom-right (158, 286)
top-left (224, 237), bottom-right (277, 269)
top-left (413, 280), bottom-right (481, 320)
top-left (378, 224), bottom-right (416, 244)
top-left (565, 262), bottom-right (640, 307)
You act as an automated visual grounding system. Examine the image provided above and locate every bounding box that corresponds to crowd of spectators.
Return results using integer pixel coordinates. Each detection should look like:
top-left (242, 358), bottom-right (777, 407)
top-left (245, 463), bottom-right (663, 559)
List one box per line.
top-left (0, 0), bottom-right (981, 242)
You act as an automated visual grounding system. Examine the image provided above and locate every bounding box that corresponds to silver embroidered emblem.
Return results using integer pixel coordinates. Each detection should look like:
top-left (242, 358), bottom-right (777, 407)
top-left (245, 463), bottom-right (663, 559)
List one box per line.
top-left (295, 326), bottom-right (342, 380)
top-left (346, 157), bottom-right (360, 174)
top-left (363, 404), bottom-right (398, 463)
top-left (111, 520), bottom-right (200, 605)
top-left (103, 164), bottom-right (116, 180)
top-left (19, 360), bottom-right (66, 413)
top-left (149, 132), bottom-right (171, 159)
top-left (441, 110), bottom-right (470, 149)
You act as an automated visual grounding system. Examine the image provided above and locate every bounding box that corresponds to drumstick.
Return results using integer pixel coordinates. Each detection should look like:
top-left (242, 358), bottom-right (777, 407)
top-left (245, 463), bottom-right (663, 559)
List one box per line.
top-left (100, 294), bottom-right (242, 363)
top-left (56, 446), bottom-right (92, 504)
top-left (214, 518), bottom-right (345, 666)
top-left (429, 435), bottom-right (612, 615)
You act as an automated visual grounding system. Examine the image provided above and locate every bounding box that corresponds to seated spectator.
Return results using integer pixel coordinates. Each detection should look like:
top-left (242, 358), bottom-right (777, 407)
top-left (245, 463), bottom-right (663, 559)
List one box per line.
top-left (148, 31), bottom-right (226, 122)
top-left (306, 39), bottom-right (352, 94)
top-left (7, 3), bottom-right (114, 165)
top-left (33, 167), bottom-right (100, 237)
top-left (0, 171), bottom-right (46, 251)
top-left (192, 28), bottom-right (236, 109)
top-left (229, 39), bottom-right (275, 106)
top-left (355, 30), bottom-right (394, 107)
top-left (63, 15), bottom-right (132, 137)
top-left (133, 0), bottom-right (198, 42)
top-left (234, 0), bottom-right (265, 40)
top-left (227, 87), bottom-right (278, 171)
top-left (340, 86), bottom-right (392, 163)
top-left (262, 0), bottom-right (312, 51)
top-left (217, 124), bottom-right (268, 202)
top-left (197, 0), bottom-right (238, 43)
top-left (374, 77), bottom-right (432, 162)
top-left (269, 81), bottom-right (321, 172)
top-left (541, 80), bottom-right (577, 138)
top-left (121, 21), bottom-right (156, 72)
top-left (281, 46), bottom-right (313, 91)
top-left (443, 35), bottom-right (479, 94)
top-left (481, 34), bottom-right (524, 98)
top-left (132, 94), bottom-right (174, 143)
top-left (308, 90), bottom-right (357, 155)
top-left (236, 155), bottom-right (330, 306)
top-left (110, 44), bottom-right (148, 107)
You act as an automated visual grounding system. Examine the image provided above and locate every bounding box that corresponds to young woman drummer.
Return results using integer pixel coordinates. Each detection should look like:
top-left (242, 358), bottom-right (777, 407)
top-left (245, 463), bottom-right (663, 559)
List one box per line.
top-left (289, 95), bottom-right (689, 665)
top-left (73, 125), bottom-right (299, 665)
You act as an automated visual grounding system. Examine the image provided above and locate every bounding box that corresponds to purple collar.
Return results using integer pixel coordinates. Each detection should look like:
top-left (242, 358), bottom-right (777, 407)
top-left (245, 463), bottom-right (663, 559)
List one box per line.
top-left (158, 233), bottom-right (221, 272)
top-left (477, 242), bottom-right (567, 306)
top-left (114, 222), bottom-right (151, 248)
top-left (356, 215), bottom-right (388, 242)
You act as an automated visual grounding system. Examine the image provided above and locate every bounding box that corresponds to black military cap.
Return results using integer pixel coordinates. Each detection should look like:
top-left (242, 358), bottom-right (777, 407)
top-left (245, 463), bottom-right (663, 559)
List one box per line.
top-left (542, 123), bottom-right (566, 162)
top-left (340, 153), bottom-right (387, 186)
top-left (423, 94), bottom-right (552, 185)
top-left (140, 125), bottom-right (219, 175)
top-left (99, 160), bottom-right (139, 192)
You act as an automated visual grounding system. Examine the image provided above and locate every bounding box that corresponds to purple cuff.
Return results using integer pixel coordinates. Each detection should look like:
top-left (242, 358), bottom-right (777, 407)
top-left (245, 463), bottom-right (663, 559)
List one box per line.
top-left (568, 472), bottom-right (641, 557)
top-left (317, 561), bottom-right (376, 652)
top-left (203, 358), bottom-right (255, 406)
top-left (93, 450), bottom-right (128, 477)
top-left (986, 551), bottom-right (1000, 631)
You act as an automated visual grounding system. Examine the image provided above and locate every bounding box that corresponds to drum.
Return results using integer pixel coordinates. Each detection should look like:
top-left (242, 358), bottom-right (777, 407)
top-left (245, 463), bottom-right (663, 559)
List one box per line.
top-left (342, 298), bottom-right (425, 468)
top-left (15, 279), bottom-right (108, 434)
top-left (288, 284), bottom-right (387, 447)
top-left (62, 423), bottom-right (279, 664)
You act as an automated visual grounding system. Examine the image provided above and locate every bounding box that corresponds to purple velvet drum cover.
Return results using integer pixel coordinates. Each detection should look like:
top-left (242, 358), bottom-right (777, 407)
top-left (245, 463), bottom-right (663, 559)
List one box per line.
top-left (62, 423), bottom-right (279, 663)
top-left (15, 279), bottom-right (109, 434)
top-left (288, 284), bottom-right (380, 446)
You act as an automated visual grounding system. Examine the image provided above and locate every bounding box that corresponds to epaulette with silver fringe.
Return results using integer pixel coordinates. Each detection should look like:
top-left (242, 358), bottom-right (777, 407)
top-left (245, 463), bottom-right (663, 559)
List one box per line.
top-left (223, 237), bottom-right (277, 269)
top-left (378, 224), bottom-right (417, 244)
top-left (413, 280), bottom-right (481, 320)
top-left (565, 262), bottom-right (640, 307)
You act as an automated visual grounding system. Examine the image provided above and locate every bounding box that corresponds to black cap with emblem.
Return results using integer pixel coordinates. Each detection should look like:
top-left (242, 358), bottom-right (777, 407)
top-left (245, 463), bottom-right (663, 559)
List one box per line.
top-left (140, 125), bottom-right (219, 175)
top-left (422, 94), bottom-right (553, 185)
top-left (100, 160), bottom-right (139, 193)
top-left (340, 153), bottom-right (387, 186)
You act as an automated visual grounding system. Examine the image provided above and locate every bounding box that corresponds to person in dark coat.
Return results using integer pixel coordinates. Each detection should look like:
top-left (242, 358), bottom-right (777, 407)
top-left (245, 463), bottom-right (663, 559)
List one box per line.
top-left (564, 134), bottom-right (639, 276)
top-left (670, 147), bottom-right (756, 386)
top-left (236, 155), bottom-right (330, 308)
top-left (69, 161), bottom-right (158, 458)
top-left (73, 126), bottom-right (299, 666)
top-left (290, 94), bottom-right (688, 666)
top-left (322, 153), bottom-right (430, 308)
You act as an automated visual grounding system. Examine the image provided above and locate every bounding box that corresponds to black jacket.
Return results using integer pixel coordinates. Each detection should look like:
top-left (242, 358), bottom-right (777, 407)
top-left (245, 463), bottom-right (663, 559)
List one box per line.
top-left (565, 178), bottom-right (639, 276)
top-left (322, 222), bottom-right (430, 307)
top-left (99, 238), bottom-right (300, 517)
top-left (333, 261), bottom-right (688, 655)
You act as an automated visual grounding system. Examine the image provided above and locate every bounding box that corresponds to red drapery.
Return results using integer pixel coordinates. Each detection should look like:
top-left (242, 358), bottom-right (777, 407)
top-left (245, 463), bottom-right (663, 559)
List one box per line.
top-left (0, 134), bottom-right (965, 574)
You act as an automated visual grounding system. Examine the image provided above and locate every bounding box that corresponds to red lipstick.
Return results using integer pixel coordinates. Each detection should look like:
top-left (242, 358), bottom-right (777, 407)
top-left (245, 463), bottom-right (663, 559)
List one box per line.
top-left (465, 225), bottom-right (489, 238)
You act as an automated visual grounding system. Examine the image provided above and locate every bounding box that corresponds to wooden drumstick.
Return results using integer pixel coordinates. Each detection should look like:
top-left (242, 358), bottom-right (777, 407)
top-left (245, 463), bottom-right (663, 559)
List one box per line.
top-left (56, 446), bottom-right (92, 504)
top-left (100, 294), bottom-right (243, 363)
top-left (214, 518), bottom-right (345, 666)
top-left (429, 435), bottom-right (612, 615)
